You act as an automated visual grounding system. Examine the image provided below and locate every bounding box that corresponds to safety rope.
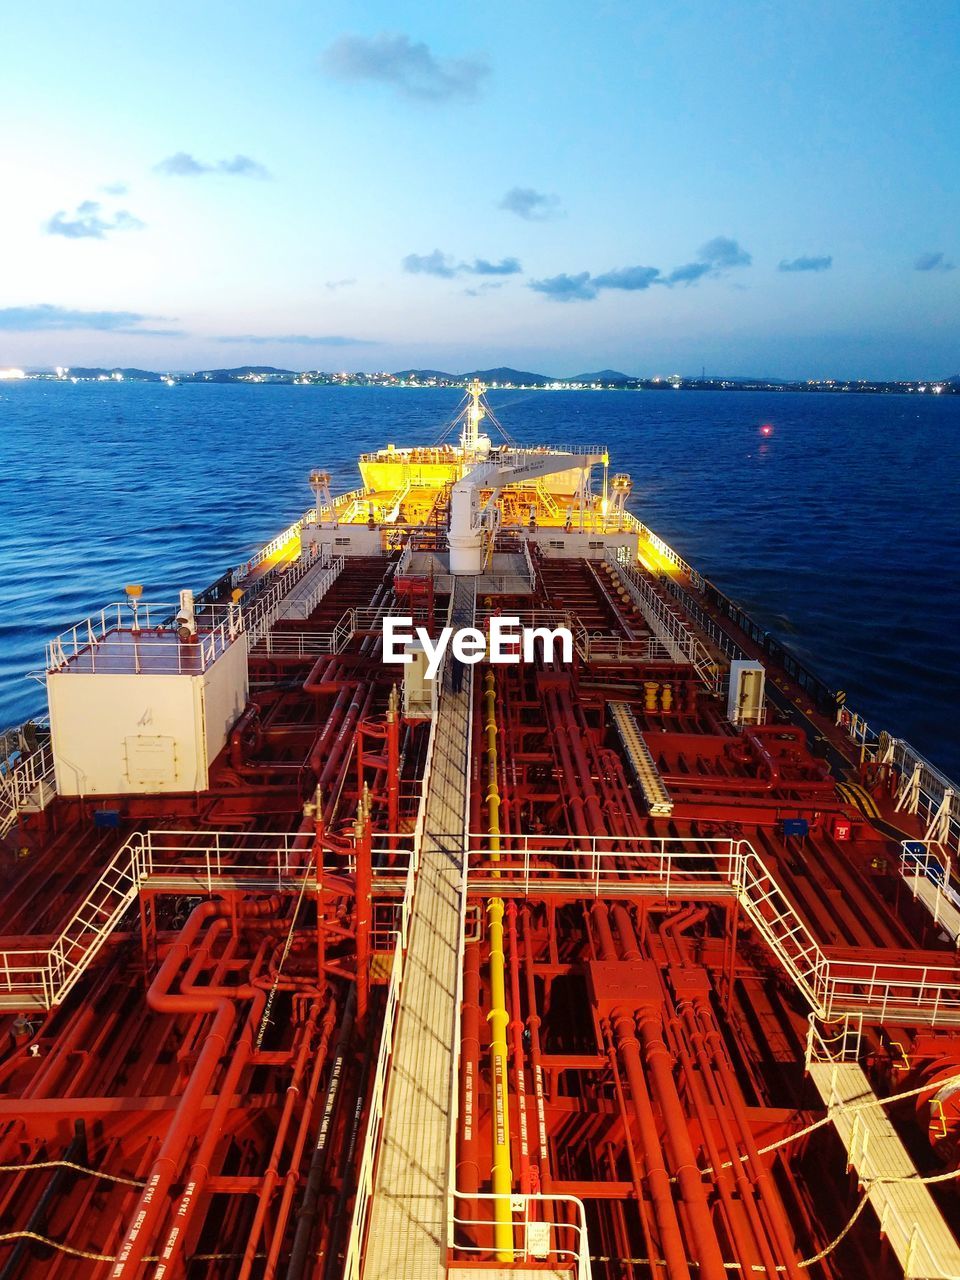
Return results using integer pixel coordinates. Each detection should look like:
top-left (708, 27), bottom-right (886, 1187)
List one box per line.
top-left (0, 1158), bottom-right (145, 1186)
top-left (794, 1188), bottom-right (872, 1269)
top-left (605, 1069), bottom-right (960, 1275)
top-left (701, 1068), bottom-right (960, 1175)
top-left (590, 1186), bottom-right (914, 1272)
top-left (254, 849), bottom-right (316, 1050)
top-left (0, 1232), bottom-right (268, 1265)
top-left (0, 1232), bottom-right (121, 1263)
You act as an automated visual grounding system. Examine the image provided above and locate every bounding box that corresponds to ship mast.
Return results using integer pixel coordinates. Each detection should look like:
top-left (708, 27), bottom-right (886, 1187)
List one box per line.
top-left (461, 378), bottom-right (485, 457)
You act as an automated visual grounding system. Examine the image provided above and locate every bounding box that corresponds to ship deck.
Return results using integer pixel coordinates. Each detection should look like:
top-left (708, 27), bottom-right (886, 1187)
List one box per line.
top-left (1, 454), bottom-right (958, 1280)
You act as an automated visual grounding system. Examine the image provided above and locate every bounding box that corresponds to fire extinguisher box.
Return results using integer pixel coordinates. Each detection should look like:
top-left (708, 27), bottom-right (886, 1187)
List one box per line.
top-left (830, 815), bottom-right (852, 842)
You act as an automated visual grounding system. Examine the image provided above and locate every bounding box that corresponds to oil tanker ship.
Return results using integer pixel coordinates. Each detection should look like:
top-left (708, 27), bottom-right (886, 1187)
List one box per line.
top-left (1, 382), bottom-right (959, 1280)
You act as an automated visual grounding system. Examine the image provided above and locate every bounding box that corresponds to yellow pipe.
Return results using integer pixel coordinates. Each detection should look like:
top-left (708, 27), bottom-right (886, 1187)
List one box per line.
top-left (484, 671), bottom-right (501, 862)
top-left (487, 896), bottom-right (513, 1260)
top-left (482, 670), bottom-right (512, 1258)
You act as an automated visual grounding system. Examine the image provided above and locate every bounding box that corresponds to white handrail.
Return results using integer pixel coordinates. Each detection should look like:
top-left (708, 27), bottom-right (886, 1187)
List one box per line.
top-left (6, 825), bottom-right (960, 1029)
top-left (450, 1190), bottom-right (592, 1277)
top-left (0, 737), bottom-right (55, 838)
top-left (604, 549), bottom-right (720, 691)
top-left (243, 553), bottom-right (318, 646)
top-left (463, 832), bottom-right (960, 1026)
top-left (837, 707), bottom-right (960, 855)
top-left (45, 602), bottom-right (243, 675)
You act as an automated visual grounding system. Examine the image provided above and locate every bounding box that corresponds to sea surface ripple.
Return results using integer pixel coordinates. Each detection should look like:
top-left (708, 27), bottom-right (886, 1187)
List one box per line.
top-left (1, 382), bottom-right (957, 779)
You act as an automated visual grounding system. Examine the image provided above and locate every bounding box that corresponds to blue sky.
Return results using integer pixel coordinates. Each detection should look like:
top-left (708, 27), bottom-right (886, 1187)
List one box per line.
top-left (1, 0), bottom-right (958, 377)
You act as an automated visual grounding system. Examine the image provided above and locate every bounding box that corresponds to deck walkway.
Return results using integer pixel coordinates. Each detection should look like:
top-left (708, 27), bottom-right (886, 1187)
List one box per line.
top-left (363, 579), bottom-right (476, 1280)
top-left (902, 870), bottom-right (960, 943)
top-left (275, 553), bottom-right (342, 621)
top-left (808, 1062), bottom-right (960, 1279)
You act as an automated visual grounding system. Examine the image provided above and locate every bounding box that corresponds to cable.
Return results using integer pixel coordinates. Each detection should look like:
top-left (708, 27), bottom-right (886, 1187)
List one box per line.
top-left (255, 849), bottom-right (316, 1051)
top-left (701, 1068), bottom-right (960, 1175)
top-left (0, 1233), bottom-right (269, 1266)
top-left (0, 1232), bottom-right (119, 1263)
top-left (0, 1158), bottom-right (145, 1186)
top-left (795, 1189), bottom-right (871, 1269)
top-left (590, 1189), bottom-right (893, 1272)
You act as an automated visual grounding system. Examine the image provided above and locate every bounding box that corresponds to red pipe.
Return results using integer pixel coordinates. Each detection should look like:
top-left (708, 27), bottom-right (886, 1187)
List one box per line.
top-left (521, 907), bottom-right (550, 1192)
top-left (151, 981), bottom-right (268, 1277)
top-left (505, 902), bottom-right (531, 1194)
top-left (457, 942), bottom-right (482, 1244)
top-left (692, 999), bottom-right (804, 1280)
top-left (229, 702), bottom-right (263, 771)
top-left (387, 695), bottom-right (400, 846)
top-left (591, 906), bottom-right (691, 1280)
top-left (237, 997), bottom-right (338, 1280)
top-left (354, 809), bottom-right (371, 1029)
top-left (600, 1018), bottom-right (658, 1271)
top-left (112, 899), bottom-right (278, 1277)
top-left (653, 918), bottom-right (773, 1278)
top-left (609, 905), bottom-right (726, 1280)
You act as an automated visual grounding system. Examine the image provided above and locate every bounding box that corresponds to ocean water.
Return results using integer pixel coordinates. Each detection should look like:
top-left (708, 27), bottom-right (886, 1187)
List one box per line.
top-left (1, 382), bottom-right (958, 779)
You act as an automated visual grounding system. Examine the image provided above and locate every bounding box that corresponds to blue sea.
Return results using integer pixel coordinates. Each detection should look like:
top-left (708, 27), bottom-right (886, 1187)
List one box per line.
top-left (1, 382), bottom-right (958, 779)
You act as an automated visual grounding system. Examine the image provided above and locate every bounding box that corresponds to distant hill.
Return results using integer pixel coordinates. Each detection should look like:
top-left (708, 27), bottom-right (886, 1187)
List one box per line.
top-left (395, 366), bottom-right (555, 385)
top-left (570, 369), bottom-right (633, 384)
top-left (464, 367), bottom-right (553, 385)
top-left (393, 368), bottom-right (458, 381)
top-left (189, 366), bottom-right (296, 380)
top-left (67, 367), bottom-right (163, 381)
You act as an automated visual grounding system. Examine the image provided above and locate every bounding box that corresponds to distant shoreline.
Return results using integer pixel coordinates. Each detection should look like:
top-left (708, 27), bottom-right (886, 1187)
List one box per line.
top-left (5, 371), bottom-right (958, 396)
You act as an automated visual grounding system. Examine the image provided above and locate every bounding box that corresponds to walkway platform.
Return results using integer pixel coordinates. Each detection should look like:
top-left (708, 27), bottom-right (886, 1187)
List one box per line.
top-left (808, 1062), bottom-right (960, 1279)
top-left (609, 701), bottom-right (673, 816)
top-left (448, 1271), bottom-right (569, 1278)
top-left (363, 580), bottom-right (476, 1280)
top-left (276, 554), bottom-right (343, 621)
top-left (902, 871), bottom-right (960, 943)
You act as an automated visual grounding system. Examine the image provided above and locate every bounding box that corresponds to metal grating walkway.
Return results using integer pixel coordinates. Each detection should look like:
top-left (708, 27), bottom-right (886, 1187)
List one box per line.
top-left (904, 872), bottom-right (960, 942)
top-left (808, 1062), bottom-right (960, 1279)
top-left (363, 579), bottom-right (476, 1280)
top-left (609, 701), bottom-right (673, 816)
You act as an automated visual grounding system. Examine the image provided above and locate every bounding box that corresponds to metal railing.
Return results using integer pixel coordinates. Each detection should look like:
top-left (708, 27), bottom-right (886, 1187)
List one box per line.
top-left (0, 828), bottom-right (416, 1009)
top-left (805, 1011), bottom-right (864, 1069)
top-left (900, 840), bottom-right (960, 936)
top-left (837, 708), bottom-right (960, 855)
top-left (395, 539), bottom-right (414, 576)
top-left (631, 516), bottom-right (694, 575)
top-left (266, 555), bottom-right (346, 624)
top-left (465, 834), bottom-right (739, 901)
top-left (241, 515), bottom-right (306, 576)
top-left (805, 1012), bottom-right (960, 1280)
top-left (604, 550), bottom-right (720, 690)
top-left (7, 815), bottom-right (960, 1028)
top-left (244, 554), bottom-right (319, 647)
top-left (450, 1191), bottom-right (592, 1277)
top-left (0, 732), bottom-right (55, 839)
top-left (463, 833), bottom-right (960, 1026)
top-left (253, 604), bottom-right (430, 661)
top-left (661, 575), bottom-right (745, 662)
top-left (46, 602), bottom-right (243, 675)
top-left (472, 607), bottom-right (671, 666)
top-left (521, 536), bottom-right (538, 591)
top-left (238, 489), bottom-right (366, 578)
